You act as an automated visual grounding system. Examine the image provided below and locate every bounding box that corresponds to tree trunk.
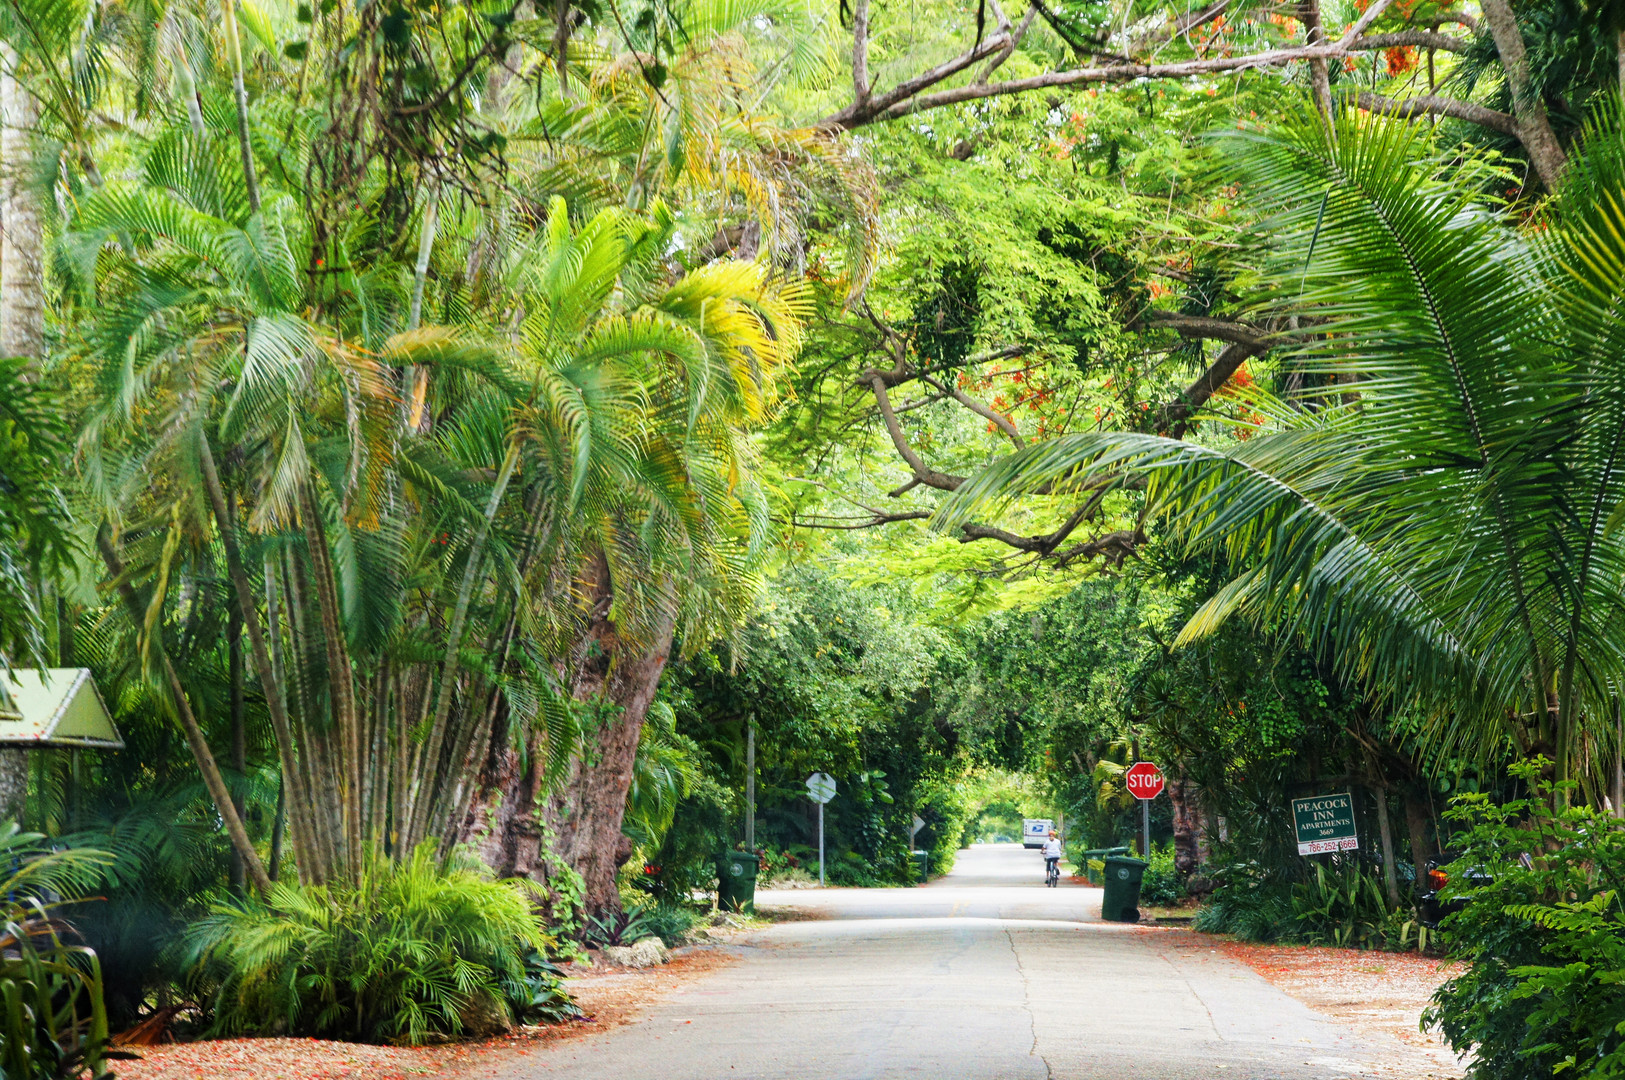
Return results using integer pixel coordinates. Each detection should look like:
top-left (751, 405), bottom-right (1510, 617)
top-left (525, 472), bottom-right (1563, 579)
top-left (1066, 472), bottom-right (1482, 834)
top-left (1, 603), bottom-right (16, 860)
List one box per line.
top-left (547, 628), bottom-right (672, 915)
top-left (218, 0), bottom-right (261, 213)
top-left (1168, 778), bottom-right (1201, 875)
top-left (97, 525), bottom-right (273, 894)
top-left (1, 45), bottom-right (43, 366)
top-left (1, 44), bottom-right (45, 830)
top-left (1373, 785), bottom-right (1401, 906)
top-left (201, 435), bottom-right (323, 883)
top-left (0, 748), bottom-right (27, 824)
top-left (1403, 785), bottom-right (1434, 884)
top-left (1478, 0), bottom-right (1567, 189)
top-left (462, 567), bottom-right (675, 919)
top-left (229, 598), bottom-right (246, 894)
top-left (1299, 0), bottom-right (1333, 119)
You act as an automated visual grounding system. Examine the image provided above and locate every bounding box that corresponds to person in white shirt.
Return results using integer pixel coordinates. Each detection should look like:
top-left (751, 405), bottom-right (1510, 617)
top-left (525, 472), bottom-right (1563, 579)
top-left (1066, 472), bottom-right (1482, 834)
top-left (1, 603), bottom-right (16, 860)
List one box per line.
top-left (1041, 832), bottom-right (1063, 881)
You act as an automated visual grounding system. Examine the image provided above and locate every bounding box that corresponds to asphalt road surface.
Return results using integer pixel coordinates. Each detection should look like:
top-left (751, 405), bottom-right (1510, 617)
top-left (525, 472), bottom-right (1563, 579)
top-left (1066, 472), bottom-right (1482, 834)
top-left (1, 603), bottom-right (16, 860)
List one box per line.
top-left (507, 844), bottom-right (1450, 1080)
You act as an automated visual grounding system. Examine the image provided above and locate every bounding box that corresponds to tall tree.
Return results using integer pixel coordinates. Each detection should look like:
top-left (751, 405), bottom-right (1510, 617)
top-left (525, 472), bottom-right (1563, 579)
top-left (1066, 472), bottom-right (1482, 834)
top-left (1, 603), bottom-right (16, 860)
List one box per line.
top-left (941, 108), bottom-right (1625, 800)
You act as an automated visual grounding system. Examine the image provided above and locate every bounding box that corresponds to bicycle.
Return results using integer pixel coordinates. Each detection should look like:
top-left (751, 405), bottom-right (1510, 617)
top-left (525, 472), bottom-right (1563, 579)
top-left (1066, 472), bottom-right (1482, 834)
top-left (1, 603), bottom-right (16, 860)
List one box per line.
top-left (1045, 858), bottom-right (1060, 887)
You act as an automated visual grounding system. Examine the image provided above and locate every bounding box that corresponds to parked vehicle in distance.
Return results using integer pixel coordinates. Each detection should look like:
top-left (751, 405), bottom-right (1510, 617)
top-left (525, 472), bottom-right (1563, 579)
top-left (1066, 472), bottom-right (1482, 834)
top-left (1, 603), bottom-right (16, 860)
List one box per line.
top-left (1022, 819), bottom-right (1054, 849)
top-left (1417, 852), bottom-right (1490, 928)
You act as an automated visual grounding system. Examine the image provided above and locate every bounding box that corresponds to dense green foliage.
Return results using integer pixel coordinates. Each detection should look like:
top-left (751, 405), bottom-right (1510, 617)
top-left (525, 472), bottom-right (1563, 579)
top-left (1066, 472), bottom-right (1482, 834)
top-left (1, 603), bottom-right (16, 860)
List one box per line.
top-left (186, 847), bottom-right (555, 1044)
top-left (4, 0), bottom-right (1625, 1055)
top-left (1424, 765), bottom-right (1625, 1080)
top-left (0, 825), bottom-right (113, 1080)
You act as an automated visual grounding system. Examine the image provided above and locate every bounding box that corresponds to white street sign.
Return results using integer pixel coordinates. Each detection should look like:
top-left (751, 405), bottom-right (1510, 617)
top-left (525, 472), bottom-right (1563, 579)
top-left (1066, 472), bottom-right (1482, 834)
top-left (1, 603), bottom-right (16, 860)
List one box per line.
top-left (806, 772), bottom-right (837, 804)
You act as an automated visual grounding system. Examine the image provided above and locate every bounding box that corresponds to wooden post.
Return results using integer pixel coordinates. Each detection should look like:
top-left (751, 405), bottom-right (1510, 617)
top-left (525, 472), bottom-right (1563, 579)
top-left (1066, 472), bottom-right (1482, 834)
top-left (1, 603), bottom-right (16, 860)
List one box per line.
top-left (745, 718), bottom-right (755, 850)
top-left (1614, 696), bottom-right (1623, 820)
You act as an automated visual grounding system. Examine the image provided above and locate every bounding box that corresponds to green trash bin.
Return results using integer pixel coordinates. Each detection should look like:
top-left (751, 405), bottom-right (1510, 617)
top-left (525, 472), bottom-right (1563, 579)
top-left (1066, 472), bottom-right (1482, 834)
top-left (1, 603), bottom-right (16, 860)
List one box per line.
top-left (912, 849), bottom-right (930, 884)
top-left (1079, 846), bottom-right (1130, 886)
top-left (716, 851), bottom-right (760, 913)
top-left (1101, 854), bottom-right (1149, 922)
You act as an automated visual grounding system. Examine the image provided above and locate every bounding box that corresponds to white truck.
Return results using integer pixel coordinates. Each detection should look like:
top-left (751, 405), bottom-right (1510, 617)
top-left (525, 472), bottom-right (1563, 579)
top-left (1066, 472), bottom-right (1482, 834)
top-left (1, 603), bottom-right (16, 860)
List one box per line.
top-left (1022, 818), bottom-right (1054, 849)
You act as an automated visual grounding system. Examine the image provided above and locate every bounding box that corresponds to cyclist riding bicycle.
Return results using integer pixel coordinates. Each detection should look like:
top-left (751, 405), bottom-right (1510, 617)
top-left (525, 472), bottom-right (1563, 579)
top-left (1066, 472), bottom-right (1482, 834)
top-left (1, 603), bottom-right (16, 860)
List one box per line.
top-left (1041, 831), bottom-right (1063, 885)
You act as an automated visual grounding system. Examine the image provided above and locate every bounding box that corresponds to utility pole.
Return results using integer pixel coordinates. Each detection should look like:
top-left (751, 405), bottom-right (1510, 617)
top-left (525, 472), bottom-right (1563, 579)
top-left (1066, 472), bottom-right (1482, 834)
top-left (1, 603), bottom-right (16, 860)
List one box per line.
top-left (745, 717), bottom-right (756, 849)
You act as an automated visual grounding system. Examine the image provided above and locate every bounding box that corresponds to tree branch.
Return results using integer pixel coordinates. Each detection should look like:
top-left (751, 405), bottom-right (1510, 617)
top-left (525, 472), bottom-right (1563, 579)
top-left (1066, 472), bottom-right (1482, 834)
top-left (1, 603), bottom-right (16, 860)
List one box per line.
top-left (1147, 315), bottom-right (1279, 437)
top-left (978, 1), bottom-right (1037, 84)
top-left (1146, 312), bottom-right (1273, 350)
top-left (851, 0), bottom-right (872, 104)
top-left (867, 374), bottom-right (967, 492)
top-left (1353, 90), bottom-right (1517, 135)
top-left (1357, 30), bottom-right (1470, 52)
top-left (920, 372), bottom-right (1025, 448)
top-left (830, 38), bottom-right (1446, 127)
top-left (824, 19), bottom-right (1476, 129)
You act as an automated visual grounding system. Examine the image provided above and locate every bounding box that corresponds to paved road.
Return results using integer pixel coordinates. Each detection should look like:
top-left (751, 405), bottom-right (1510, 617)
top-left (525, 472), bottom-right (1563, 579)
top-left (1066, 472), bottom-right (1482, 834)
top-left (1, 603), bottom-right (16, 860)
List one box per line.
top-left (507, 845), bottom-right (1448, 1079)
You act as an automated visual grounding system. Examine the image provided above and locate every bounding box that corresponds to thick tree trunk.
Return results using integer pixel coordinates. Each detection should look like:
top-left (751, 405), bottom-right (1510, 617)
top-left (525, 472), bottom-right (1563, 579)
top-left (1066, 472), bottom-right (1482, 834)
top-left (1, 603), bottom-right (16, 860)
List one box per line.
top-left (1403, 785), bottom-right (1434, 885)
top-left (546, 629), bottom-right (672, 915)
top-left (1, 45), bottom-right (43, 365)
top-left (1, 45), bottom-right (44, 829)
top-left (462, 569), bottom-right (675, 918)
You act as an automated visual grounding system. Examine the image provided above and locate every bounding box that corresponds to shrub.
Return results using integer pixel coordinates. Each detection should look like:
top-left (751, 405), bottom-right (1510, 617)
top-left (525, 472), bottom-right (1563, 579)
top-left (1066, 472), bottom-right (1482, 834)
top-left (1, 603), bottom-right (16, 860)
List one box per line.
top-left (186, 845), bottom-right (558, 1045)
top-left (0, 823), bottom-right (114, 1079)
top-left (1289, 862), bottom-right (1394, 949)
top-left (1139, 843), bottom-right (1185, 906)
top-left (1422, 762), bottom-right (1625, 1080)
top-left (632, 902), bottom-right (704, 947)
top-left (1192, 860), bottom-right (1293, 942)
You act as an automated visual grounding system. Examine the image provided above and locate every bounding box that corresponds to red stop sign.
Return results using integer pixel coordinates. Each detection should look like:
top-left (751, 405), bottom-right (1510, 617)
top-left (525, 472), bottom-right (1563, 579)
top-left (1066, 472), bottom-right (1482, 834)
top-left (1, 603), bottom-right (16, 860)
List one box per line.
top-left (1125, 762), bottom-right (1165, 800)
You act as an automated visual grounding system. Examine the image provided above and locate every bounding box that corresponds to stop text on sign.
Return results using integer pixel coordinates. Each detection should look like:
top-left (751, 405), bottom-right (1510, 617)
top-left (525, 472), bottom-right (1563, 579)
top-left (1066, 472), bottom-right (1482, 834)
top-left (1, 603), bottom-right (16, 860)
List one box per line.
top-left (1124, 762), bottom-right (1165, 800)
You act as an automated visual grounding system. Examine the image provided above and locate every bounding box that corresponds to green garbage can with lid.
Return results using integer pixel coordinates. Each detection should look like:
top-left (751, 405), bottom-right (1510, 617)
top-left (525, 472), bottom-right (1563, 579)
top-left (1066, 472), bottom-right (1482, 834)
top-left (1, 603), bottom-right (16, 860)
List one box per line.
top-left (912, 849), bottom-right (930, 883)
top-left (1100, 855), bottom-right (1150, 922)
top-left (1079, 846), bottom-right (1130, 886)
top-left (715, 851), bottom-right (760, 913)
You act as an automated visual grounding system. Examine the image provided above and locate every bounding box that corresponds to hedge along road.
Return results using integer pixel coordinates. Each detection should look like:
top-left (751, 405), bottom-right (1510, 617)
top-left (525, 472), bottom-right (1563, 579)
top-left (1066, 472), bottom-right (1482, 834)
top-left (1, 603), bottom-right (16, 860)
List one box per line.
top-left (503, 845), bottom-right (1454, 1080)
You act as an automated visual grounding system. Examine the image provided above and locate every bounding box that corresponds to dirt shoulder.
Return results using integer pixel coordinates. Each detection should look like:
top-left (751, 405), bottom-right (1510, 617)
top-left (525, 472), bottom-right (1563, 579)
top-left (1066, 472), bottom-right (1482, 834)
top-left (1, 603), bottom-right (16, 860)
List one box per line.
top-left (113, 946), bottom-right (738, 1080)
top-left (1201, 933), bottom-right (1466, 1076)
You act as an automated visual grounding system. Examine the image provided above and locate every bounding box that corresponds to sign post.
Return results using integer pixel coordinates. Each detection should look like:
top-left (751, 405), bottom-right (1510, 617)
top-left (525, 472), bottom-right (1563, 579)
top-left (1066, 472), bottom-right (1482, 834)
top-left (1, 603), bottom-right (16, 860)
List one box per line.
top-left (806, 772), bottom-right (837, 885)
top-left (1125, 762), bottom-right (1165, 858)
top-left (1291, 792), bottom-right (1359, 855)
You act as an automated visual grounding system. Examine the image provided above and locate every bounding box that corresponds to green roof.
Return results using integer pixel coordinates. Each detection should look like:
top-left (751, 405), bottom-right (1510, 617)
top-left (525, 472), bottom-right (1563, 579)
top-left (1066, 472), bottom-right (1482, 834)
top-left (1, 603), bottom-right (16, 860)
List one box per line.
top-left (0, 668), bottom-right (123, 749)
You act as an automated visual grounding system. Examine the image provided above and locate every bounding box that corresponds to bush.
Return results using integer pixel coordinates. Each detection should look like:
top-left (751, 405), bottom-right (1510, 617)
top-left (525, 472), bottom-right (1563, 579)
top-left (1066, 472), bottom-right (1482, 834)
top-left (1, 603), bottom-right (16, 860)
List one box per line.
top-left (1139, 843), bottom-right (1185, 906)
top-left (1422, 762), bottom-right (1625, 1080)
top-left (0, 823), bottom-right (114, 1079)
top-left (1192, 860), bottom-right (1294, 942)
top-left (1290, 862), bottom-right (1391, 949)
top-left (186, 845), bottom-right (559, 1045)
top-left (632, 902), bottom-right (704, 947)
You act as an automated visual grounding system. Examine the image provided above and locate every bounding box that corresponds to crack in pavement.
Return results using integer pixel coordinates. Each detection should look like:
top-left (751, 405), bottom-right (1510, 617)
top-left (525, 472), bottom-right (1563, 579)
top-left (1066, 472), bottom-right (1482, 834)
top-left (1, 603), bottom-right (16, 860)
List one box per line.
top-left (1004, 925), bottom-right (1054, 1080)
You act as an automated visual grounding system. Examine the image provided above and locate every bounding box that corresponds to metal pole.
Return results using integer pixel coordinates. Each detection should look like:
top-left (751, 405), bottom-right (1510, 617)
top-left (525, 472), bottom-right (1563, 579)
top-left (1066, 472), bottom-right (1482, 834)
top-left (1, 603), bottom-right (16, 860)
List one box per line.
top-left (818, 801), bottom-right (825, 886)
top-left (745, 719), bottom-right (755, 849)
top-left (1142, 799), bottom-right (1151, 857)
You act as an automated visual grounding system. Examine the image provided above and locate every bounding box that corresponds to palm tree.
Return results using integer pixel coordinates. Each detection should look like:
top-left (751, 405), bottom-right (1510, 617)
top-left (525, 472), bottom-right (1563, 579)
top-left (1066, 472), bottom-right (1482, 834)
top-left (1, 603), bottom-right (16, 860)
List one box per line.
top-left (445, 197), bottom-right (808, 914)
top-left (940, 106), bottom-right (1625, 803)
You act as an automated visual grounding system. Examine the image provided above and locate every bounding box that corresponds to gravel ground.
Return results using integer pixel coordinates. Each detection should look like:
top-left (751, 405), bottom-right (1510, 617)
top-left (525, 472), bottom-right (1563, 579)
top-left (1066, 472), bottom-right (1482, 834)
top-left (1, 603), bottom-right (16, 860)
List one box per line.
top-left (111, 950), bottom-right (734, 1080)
top-left (1206, 934), bottom-right (1466, 1077)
